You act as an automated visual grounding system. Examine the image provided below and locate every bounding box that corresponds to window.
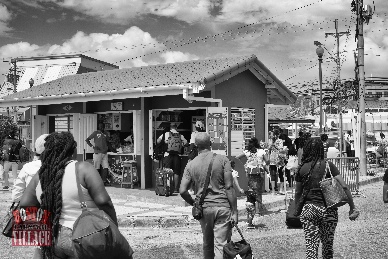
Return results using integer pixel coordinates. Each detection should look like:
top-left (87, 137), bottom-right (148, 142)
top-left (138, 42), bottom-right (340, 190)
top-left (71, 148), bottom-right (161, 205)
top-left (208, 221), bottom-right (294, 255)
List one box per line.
top-left (54, 116), bottom-right (73, 133)
top-left (376, 92), bottom-right (382, 98)
top-left (366, 92), bottom-right (373, 98)
top-left (384, 91), bottom-right (388, 97)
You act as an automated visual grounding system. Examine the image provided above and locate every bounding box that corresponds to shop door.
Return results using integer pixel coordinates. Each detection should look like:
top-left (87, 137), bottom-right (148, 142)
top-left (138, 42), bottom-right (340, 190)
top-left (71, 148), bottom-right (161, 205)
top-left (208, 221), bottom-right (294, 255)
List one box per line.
top-left (206, 107), bottom-right (229, 156)
top-left (32, 115), bottom-right (48, 152)
top-left (79, 114), bottom-right (97, 158)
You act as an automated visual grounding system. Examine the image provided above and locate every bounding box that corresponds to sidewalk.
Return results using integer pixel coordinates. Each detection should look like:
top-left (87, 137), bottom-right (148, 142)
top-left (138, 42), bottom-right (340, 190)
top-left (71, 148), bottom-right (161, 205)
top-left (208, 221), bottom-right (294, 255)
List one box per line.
top-left (1, 167), bottom-right (385, 228)
top-left (113, 167), bottom-right (386, 228)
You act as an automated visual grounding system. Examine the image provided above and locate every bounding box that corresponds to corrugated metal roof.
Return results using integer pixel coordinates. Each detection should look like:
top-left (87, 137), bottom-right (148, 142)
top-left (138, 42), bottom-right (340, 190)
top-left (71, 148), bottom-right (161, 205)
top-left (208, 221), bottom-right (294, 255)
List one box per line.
top-left (2, 55), bottom-right (296, 104)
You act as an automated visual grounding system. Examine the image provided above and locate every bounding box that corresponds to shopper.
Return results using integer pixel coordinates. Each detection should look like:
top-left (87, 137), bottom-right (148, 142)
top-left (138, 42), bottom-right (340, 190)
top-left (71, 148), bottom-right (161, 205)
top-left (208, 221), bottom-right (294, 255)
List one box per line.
top-left (235, 137), bottom-right (268, 212)
top-left (157, 122), bottom-right (187, 193)
top-left (180, 132), bottom-right (237, 259)
top-left (20, 132), bottom-right (120, 259)
top-left (12, 134), bottom-right (49, 202)
top-left (383, 169), bottom-right (388, 203)
top-left (294, 138), bottom-right (359, 259)
top-left (2, 132), bottom-right (23, 190)
top-left (85, 122), bottom-right (110, 185)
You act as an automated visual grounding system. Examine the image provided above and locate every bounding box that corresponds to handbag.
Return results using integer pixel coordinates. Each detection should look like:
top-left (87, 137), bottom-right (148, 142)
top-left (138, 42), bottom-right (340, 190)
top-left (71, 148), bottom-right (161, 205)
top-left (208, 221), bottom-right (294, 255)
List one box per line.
top-left (223, 224), bottom-right (253, 259)
top-left (192, 153), bottom-right (217, 220)
top-left (2, 202), bottom-right (19, 238)
top-left (319, 161), bottom-right (349, 209)
top-left (72, 163), bottom-right (134, 259)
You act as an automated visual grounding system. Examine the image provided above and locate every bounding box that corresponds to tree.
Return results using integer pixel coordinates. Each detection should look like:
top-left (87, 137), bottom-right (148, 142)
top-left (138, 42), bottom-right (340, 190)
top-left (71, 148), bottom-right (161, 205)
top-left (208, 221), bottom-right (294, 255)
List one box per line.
top-left (0, 115), bottom-right (18, 147)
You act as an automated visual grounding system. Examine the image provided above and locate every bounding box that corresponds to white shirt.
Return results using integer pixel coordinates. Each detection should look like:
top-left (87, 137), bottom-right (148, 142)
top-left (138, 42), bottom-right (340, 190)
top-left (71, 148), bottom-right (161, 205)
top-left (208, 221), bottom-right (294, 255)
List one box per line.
top-left (12, 160), bottom-right (41, 202)
top-left (35, 161), bottom-right (98, 229)
top-left (243, 149), bottom-right (266, 168)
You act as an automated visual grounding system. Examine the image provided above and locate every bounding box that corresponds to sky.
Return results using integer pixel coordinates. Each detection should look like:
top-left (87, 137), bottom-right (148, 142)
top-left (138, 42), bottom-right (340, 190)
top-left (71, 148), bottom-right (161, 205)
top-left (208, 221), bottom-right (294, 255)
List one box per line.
top-left (0, 0), bottom-right (387, 95)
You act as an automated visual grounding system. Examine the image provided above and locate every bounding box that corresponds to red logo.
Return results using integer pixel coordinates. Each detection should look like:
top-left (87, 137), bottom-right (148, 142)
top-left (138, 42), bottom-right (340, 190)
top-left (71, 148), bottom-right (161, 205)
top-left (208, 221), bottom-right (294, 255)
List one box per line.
top-left (12, 207), bottom-right (52, 246)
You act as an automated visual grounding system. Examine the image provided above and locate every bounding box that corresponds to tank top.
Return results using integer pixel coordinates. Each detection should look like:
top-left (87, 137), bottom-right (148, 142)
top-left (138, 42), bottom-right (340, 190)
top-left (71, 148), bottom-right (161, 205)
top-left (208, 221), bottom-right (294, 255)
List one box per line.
top-left (36, 161), bottom-right (98, 229)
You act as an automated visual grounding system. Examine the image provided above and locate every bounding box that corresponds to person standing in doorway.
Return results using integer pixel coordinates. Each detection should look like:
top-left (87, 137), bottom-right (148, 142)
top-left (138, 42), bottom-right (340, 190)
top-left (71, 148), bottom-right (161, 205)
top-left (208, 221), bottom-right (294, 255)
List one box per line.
top-left (157, 122), bottom-right (187, 193)
top-left (85, 122), bottom-right (110, 186)
top-left (2, 132), bottom-right (22, 190)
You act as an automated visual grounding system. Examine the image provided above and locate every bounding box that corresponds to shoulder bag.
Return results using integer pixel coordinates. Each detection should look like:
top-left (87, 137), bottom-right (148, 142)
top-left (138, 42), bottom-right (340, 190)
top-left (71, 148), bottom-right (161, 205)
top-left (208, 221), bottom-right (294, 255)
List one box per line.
top-left (223, 224), bottom-right (253, 259)
top-left (319, 161), bottom-right (349, 209)
top-left (192, 153), bottom-right (217, 220)
top-left (72, 163), bottom-right (134, 259)
top-left (2, 202), bottom-right (19, 238)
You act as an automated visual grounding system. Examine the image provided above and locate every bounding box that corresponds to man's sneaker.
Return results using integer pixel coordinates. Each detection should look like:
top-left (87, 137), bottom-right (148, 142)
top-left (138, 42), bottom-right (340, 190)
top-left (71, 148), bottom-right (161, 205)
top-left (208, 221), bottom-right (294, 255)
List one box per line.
top-left (2, 186), bottom-right (9, 191)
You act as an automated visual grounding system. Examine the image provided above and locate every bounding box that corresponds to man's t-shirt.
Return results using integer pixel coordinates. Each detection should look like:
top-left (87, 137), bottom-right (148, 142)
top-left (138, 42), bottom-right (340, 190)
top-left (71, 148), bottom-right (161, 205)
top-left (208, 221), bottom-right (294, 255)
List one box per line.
top-left (183, 151), bottom-right (231, 208)
top-left (87, 130), bottom-right (108, 154)
top-left (295, 160), bottom-right (340, 207)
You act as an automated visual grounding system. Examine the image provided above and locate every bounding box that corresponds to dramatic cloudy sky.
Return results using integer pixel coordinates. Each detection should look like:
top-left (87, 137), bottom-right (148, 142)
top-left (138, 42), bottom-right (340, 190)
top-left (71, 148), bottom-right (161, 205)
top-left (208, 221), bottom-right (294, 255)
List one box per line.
top-left (0, 0), bottom-right (387, 94)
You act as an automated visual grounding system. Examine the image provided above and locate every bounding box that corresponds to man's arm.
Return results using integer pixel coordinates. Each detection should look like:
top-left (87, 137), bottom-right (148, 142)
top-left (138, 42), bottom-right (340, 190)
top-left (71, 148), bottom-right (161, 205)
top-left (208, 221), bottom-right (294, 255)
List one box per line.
top-left (180, 167), bottom-right (194, 205)
top-left (156, 133), bottom-right (165, 144)
top-left (224, 159), bottom-right (238, 223)
top-left (12, 168), bottom-right (27, 202)
top-left (85, 132), bottom-right (96, 148)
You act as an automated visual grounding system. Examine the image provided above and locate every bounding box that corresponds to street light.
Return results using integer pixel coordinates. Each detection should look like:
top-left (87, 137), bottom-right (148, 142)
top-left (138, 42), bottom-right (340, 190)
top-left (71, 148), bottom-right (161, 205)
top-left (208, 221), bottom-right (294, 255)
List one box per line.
top-left (316, 45), bottom-right (324, 134)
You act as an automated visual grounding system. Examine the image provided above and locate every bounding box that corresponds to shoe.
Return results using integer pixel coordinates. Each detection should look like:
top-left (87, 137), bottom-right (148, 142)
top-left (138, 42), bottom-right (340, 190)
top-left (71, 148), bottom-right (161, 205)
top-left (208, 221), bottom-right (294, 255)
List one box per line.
top-left (2, 186), bottom-right (9, 191)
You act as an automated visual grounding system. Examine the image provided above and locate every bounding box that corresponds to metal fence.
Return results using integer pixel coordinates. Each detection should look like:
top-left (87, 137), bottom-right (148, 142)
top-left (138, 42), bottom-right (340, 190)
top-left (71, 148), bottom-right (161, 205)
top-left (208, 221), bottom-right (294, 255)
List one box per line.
top-left (326, 157), bottom-right (360, 193)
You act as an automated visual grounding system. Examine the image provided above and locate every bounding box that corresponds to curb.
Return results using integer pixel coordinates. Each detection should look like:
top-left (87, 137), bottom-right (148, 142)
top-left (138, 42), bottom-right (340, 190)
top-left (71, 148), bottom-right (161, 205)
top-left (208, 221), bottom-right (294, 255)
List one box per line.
top-left (117, 176), bottom-right (383, 228)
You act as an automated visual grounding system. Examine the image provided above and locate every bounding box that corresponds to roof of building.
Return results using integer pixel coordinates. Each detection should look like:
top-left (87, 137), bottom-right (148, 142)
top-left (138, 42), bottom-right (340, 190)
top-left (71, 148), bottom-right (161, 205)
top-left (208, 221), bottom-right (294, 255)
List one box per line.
top-left (0, 55), bottom-right (297, 106)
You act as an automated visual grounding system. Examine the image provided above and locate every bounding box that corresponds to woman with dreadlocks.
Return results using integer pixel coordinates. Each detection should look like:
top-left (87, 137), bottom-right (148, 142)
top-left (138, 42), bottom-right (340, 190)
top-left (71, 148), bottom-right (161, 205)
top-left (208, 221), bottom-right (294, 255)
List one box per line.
top-left (294, 138), bottom-right (359, 259)
top-left (20, 132), bottom-right (119, 259)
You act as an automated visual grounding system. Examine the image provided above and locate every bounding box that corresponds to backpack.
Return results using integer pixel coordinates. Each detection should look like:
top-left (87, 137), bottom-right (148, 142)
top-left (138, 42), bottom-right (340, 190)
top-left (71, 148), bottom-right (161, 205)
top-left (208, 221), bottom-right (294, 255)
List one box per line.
top-left (7, 140), bottom-right (22, 162)
top-left (167, 132), bottom-right (182, 154)
top-left (19, 145), bottom-right (30, 162)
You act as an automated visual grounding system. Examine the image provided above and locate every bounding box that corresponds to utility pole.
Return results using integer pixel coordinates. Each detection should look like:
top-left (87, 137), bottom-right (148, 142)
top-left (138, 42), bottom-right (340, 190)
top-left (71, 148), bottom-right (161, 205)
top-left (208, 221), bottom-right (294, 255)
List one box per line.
top-left (325, 19), bottom-right (350, 157)
top-left (354, 0), bottom-right (373, 176)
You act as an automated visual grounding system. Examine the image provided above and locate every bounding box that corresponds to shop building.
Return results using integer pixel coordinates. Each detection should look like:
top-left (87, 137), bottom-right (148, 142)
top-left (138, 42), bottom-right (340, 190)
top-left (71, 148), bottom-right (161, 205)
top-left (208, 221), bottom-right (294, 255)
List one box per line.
top-left (0, 54), bottom-right (297, 189)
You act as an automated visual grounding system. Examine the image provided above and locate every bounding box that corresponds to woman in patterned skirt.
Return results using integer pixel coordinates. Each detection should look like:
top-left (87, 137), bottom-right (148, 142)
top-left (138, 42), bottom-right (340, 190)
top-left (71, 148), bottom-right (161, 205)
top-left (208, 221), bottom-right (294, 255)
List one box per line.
top-left (294, 138), bottom-right (359, 259)
top-left (235, 137), bottom-right (268, 217)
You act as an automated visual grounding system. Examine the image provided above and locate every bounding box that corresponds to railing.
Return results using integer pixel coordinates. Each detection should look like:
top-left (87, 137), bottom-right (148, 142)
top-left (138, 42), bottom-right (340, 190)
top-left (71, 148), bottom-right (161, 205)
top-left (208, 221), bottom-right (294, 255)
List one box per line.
top-left (326, 157), bottom-right (360, 193)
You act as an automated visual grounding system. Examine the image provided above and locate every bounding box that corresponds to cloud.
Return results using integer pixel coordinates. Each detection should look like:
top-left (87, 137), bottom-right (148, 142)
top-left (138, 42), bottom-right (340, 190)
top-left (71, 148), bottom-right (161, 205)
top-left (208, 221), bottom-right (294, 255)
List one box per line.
top-left (41, 0), bottom-right (212, 24)
top-left (0, 4), bottom-right (13, 35)
top-left (160, 51), bottom-right (199, 64)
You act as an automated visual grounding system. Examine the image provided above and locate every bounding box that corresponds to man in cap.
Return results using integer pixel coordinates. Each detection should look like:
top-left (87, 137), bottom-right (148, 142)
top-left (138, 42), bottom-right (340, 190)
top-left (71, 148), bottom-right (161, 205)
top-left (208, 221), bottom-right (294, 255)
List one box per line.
top-left (12, 134), bottom-right (49, 202)
top-left (157, 122), bottom-right (188, 193)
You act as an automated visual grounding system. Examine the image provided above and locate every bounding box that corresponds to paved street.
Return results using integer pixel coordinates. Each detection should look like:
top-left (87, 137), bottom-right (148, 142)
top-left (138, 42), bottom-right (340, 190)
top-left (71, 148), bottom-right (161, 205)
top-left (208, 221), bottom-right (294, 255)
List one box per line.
top-left (1, 180), bottom-right (388, 258)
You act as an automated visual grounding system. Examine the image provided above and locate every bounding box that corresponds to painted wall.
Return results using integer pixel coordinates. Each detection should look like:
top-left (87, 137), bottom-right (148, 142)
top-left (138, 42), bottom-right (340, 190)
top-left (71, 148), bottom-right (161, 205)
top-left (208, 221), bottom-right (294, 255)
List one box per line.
top-left (86, 98), bottom-right (141, 113)
top-left (214, 70), bottom-right (267, 142)
top-left (38, 102), bottom-right (83, 115)
top-left (150, 91), bottom-right (211, 109)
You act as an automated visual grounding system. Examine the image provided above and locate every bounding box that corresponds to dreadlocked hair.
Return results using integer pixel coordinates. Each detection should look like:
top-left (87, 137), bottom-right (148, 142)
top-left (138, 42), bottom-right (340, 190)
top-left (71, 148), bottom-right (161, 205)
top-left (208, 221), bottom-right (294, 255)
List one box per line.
top-left (300, 138), bottom-right (325, 189)
top-left (38, 132), bottom-right (77, 259)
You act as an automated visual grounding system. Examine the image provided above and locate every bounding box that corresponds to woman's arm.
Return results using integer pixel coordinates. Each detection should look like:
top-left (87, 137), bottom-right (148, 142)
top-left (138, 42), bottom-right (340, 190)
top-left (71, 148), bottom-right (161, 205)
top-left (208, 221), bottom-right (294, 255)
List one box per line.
top-left (383, 182), bottom-right (388, 203)
top-left (334, 175), bottom-right (356, 211)
top-left (80, 162), bottom-right (118, 226)
top-left (294, 181), bottom-right (303, 208)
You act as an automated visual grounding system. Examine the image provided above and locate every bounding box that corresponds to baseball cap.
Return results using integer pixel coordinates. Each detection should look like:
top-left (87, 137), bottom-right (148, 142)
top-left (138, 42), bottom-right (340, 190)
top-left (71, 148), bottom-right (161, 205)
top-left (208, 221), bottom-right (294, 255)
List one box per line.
top-left (35, 134), bottom-right (49, 155)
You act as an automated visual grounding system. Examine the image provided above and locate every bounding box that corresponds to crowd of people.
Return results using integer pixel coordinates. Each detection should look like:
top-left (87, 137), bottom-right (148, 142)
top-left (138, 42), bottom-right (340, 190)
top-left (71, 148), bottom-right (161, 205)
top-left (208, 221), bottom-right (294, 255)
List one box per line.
top-left (0, 127), bottom-right (368, 259)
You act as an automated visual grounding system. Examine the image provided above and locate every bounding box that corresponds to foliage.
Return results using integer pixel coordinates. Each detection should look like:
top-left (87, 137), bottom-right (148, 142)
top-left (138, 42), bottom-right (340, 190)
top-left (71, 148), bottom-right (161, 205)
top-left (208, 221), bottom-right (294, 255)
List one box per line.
top-left (0, 115), bottom-right (18, 147)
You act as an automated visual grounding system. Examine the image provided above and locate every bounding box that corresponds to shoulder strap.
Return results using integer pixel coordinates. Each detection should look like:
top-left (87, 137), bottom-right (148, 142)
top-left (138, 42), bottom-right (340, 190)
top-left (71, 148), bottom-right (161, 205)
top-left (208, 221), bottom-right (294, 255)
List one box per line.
top-left (74, 162), bottom-right (87, 211)
top-left (199, 153), bottom-right (217, 206)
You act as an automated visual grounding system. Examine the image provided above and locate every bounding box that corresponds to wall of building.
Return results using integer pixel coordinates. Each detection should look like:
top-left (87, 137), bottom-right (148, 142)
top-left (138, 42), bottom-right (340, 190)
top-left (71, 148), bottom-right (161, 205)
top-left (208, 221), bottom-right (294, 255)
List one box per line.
top-left (86, 98), bottom-right (141, 113)
top-left (150, 91), bottom-right (211, 109)
top-left (37, 102), bottom-right (83, 115)
top-left (214, 70), bottom-right (267, 143)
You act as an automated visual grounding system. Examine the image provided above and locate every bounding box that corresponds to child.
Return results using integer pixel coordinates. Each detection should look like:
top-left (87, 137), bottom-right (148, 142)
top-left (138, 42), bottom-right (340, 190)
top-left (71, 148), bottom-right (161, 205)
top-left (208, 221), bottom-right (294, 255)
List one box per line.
top-left (230, 161), bottom-right (244, 194)
top-left (245, 189), bottom-right (259, 229)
